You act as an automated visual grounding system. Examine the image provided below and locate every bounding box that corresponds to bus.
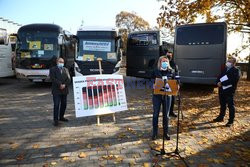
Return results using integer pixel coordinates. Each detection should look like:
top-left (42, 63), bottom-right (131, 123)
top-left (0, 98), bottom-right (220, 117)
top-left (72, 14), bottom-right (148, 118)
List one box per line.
top-left (0, 28), bottom-right (15, 77)
top-left (15, 24), bottom-right (76, 82)
top-left (75, 26), bottom-right (122, 76)
top-left (126, 30), bottom-right (173, 78)
top-left (174, 22), bottom-right (227, 85)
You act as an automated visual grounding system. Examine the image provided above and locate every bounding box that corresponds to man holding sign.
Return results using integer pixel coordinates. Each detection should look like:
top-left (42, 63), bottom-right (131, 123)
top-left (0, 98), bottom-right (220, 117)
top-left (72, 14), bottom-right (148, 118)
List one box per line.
top-left (213, 57), bottom-right (240, 127)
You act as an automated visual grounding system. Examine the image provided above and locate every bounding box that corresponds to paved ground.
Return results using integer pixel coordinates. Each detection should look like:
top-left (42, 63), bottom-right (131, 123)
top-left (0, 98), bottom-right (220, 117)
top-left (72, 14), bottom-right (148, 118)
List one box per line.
top-left (0, 76), bottom-right (249, 167)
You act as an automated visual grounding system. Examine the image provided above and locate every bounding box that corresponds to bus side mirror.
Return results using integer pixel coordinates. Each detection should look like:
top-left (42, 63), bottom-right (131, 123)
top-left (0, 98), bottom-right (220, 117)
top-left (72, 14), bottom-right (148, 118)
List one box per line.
top-left (58, 35), bottom-right (64, 45)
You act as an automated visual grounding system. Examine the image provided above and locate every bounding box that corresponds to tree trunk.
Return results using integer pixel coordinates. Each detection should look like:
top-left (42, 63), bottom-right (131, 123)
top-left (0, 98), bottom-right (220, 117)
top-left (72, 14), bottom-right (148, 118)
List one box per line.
top-left (247, 56), bottom-right (250, 80)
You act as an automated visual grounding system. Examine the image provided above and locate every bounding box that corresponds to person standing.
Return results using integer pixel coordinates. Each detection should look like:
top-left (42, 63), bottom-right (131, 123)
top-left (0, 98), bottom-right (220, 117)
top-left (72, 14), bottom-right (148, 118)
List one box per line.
top-left (49, 58), bottom-right (71, 126)
top-left (213, 57), bottom-right (240, 127)
top-left (151, 56), bottom-right (176, 140)
top-left (167, 51), bottom-right (178, 117)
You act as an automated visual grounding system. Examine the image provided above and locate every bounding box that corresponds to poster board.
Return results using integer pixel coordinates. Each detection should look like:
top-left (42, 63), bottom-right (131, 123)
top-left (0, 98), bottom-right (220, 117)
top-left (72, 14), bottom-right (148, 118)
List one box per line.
top-left (73, 74), bottom-right (127, 118)
top-left (153, 78), bottom-right (179, 96)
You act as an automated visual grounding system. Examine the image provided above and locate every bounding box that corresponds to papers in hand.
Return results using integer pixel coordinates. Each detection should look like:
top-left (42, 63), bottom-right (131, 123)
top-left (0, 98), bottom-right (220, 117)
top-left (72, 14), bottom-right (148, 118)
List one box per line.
top-left (222, 85), bottom-right (232, 90)
top-left (220, 75), bottom-right (228, 82)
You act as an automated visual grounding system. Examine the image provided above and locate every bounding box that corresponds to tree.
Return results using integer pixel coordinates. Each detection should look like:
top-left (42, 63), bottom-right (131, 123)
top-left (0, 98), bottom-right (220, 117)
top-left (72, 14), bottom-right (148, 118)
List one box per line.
top-left (116, 11), bottom-right (151, 50)
top-left (157, 0), bottom-right (250, 80)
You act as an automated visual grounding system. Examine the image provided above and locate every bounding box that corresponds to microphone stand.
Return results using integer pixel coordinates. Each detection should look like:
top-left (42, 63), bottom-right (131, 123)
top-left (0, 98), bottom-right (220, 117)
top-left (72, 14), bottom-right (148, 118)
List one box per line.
top-left (153, 79), bottom-right (189, 167)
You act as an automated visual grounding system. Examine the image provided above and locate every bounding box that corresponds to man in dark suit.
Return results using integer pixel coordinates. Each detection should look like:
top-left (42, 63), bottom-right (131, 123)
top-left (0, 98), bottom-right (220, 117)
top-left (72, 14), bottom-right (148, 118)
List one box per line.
top-left (49, 58), bottom-right (71, 126)
top-left (213, 57), bottom-right (240, 127)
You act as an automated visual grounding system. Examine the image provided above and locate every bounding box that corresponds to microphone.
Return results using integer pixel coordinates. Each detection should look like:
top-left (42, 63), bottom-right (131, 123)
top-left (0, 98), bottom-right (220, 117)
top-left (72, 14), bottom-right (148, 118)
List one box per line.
top-left (175, 75), bottom-right (180, 84)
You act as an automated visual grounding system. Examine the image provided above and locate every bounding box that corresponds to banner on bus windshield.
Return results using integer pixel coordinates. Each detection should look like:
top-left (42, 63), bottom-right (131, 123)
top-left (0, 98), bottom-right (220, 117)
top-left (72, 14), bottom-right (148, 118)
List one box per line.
top-left (73, 75), bottom-right (127, 117)
top-left (83, 41), bottom-right (111, 52)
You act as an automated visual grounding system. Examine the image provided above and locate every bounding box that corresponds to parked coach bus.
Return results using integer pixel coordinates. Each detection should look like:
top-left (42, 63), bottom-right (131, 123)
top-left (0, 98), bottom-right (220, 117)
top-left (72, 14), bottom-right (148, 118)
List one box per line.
top-left (174, 22), bottom-right (227, 85)
top-left (0, 28), bottom-right (15, 77)
top-left (75, 26), bottom-right (123, 76)
top-left (126, 30), bottom-right (173, 78)
top-left (15, 24), bottom-right (76, 82)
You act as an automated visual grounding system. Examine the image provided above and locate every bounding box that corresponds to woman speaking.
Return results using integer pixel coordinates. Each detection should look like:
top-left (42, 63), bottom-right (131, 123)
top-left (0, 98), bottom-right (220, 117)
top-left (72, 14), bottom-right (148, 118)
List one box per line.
top-left (151, 56), bottom-right (175, 140)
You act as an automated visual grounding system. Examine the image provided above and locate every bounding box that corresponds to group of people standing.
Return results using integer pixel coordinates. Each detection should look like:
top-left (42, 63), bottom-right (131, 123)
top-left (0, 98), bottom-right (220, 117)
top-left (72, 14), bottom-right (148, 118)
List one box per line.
top-left (49, 54), bottom-right (240, 142)
top-left (151, 52), bottom-right (240, 140)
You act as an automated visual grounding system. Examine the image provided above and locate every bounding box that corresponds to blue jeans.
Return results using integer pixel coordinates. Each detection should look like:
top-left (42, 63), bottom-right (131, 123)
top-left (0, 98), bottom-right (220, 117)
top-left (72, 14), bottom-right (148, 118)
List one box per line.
top-left (152, 95), bottom-right (171, 136)
top-left (53, 94), bottom-right (67, 121)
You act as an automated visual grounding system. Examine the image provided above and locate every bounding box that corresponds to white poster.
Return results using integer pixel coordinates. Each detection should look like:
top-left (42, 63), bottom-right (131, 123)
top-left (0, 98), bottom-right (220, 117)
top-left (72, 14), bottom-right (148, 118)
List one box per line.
top-left (83, 41), bottom-right (111, 52)
top-left (73, 74), bottom-right (127, 117)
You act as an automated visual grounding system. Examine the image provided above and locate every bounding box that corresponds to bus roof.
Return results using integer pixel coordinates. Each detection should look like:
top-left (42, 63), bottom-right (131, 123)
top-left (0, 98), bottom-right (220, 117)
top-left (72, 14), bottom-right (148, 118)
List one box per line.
top-left (18, 24), bottom-right (63, 33)
top-left (78, 26), bottom-right (117, 32)
top-left (176, 22), bottom-right (227, 29)
top-left (129, 30), bottom-right (159, 35)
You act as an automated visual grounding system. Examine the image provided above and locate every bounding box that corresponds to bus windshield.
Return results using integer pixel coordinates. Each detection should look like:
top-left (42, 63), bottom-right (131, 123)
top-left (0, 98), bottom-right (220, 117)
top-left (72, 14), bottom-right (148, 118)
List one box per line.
top-left (176, 24), bottom-right (224, 45)
top-left (18, 31), bottom-right (58, 58)
top-left (128, 33), bottom-right (158, 46)
top-left (77, 38), bottom-right (116, 62)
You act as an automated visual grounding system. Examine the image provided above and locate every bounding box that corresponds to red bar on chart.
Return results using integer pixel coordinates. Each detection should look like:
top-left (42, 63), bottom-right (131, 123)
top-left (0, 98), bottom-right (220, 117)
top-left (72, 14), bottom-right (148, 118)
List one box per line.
top-left (93, 86), bottom-right (99, 108)
top-left (88, 86), bottom-right (93, 109)
top-left (82, 87), bottom-right (88, 110)
top-left (108, 85), bottom-right (113, 106)
top-left (103, 85), bottom-right (108, 107)
top-left (112, 85), bottom-right (117, 106)
top-left (98, 86), bottom-right (104, 108)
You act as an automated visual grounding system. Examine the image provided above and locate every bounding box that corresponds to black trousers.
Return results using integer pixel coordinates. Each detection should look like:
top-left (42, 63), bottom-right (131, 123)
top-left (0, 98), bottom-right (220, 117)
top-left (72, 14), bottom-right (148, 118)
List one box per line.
top-left (53, 94), bottom-right (67, 121)
top-left (218, 93), bottom-right (235, 123)
top-left (169, 95), bottom-right (175, 114)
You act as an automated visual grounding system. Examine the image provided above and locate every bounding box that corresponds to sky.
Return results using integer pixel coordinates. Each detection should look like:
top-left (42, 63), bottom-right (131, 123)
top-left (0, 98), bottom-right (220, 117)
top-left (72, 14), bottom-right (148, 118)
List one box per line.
top-left (0, 0), bottom-right (248, 60)
top-left (0, 0), bottom-right (161, 33)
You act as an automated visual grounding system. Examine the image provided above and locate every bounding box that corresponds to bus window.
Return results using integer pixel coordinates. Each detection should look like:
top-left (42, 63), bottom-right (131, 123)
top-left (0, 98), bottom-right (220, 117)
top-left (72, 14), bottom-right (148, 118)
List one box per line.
top-left (128, 33), bottom-right (158, 46)
top-left (176, 24), bottom-right (224, 45)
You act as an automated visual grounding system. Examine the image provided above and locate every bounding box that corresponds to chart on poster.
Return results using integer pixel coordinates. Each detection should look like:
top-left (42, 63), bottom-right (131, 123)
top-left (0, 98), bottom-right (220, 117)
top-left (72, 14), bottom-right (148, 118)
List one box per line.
top-left (73, 75), bottom-right (127, 117)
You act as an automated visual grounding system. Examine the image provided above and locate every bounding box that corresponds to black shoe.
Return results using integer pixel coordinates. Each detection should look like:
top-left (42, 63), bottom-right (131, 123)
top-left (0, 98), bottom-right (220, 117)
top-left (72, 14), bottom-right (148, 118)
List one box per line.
top-left (213, 117), bottom-right (224, 122)
top-left (164, 134), bottom-right (170, 140)
top-left (152, 135), bottom-right (157, 140)
top-left (169, 112), bottom-right (177, 117)
top-left (53, 121), bottom-right (59, 126)
top-left (59, 118), bottom-right (68, 122)
top-left (226, 122), bottom-right (233, 127)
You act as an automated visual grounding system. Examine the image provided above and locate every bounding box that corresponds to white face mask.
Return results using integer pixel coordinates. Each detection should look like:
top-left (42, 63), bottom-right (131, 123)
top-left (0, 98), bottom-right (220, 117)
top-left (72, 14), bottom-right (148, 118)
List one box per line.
top-left (226, 62), bottom-right (232, 68)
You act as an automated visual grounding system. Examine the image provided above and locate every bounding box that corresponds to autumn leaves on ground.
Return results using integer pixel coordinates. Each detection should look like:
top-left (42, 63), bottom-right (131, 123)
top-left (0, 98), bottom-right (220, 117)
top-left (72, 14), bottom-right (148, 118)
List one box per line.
top-left (126, 78), bottom-right (250, 166)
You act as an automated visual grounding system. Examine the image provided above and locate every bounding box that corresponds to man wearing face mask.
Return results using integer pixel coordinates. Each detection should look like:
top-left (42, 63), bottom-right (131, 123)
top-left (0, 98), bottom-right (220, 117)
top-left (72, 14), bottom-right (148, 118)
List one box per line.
top-left (213, 57), bottom-right (240, 127)
top-left (49, 58), bottom-right (71, 126)
top-left (151, 56), bottom-right (175, 140)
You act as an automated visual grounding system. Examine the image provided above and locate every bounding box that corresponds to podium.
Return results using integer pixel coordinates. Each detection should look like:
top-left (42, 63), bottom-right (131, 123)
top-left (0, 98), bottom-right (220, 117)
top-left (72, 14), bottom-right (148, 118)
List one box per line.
top-left (153, 78), bottom-right (179, 96)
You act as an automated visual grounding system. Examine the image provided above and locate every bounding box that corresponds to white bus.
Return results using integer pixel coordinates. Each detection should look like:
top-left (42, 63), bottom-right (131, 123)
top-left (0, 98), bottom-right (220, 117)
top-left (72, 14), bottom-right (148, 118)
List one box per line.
top-left (0, 28), bottom-right (14, 77)
top-left (75, 26), bottom-right (123, 76)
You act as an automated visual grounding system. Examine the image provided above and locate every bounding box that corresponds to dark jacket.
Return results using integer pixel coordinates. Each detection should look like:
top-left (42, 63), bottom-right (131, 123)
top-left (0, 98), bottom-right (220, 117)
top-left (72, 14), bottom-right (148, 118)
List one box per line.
top-left (216, 66), bottom-right (240, 95)
top-left (152, 68), bottom-right (175, 80)
top-left (49, 66), bottom-right (71, 95)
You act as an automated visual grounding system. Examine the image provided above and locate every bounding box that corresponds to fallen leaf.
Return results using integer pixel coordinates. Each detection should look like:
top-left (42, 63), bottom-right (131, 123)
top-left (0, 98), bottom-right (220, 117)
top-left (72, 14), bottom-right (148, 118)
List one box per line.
top-left (143, 162), bottom-right (151, 167)
top-left (16, 154), bottom-right (25, 161)
top-left (62, 156), bottom-right (69, 161)
top-left (50, 161), bottom-right (57, 166)
top-left (78, 152), bottom-right (87, 158)
top-left (32, 144), bottom-right (40, 149)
